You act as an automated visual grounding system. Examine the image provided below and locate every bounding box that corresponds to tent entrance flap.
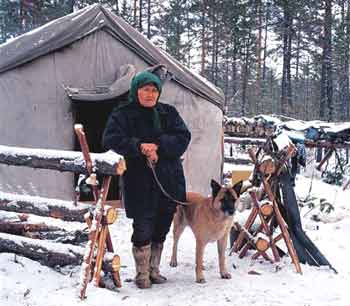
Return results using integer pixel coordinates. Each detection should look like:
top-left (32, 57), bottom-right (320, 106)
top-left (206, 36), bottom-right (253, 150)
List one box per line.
top-left (73, 101), bottom-right (119, 201)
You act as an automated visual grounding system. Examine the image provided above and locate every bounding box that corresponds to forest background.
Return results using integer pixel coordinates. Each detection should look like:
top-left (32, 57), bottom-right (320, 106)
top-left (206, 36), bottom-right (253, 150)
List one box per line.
top-left (1, 0), bottom-right (348, 121)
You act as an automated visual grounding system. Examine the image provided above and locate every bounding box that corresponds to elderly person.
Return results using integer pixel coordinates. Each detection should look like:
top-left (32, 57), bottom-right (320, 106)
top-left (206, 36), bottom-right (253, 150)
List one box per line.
top-left (103, 71), bottom-right (191, 289)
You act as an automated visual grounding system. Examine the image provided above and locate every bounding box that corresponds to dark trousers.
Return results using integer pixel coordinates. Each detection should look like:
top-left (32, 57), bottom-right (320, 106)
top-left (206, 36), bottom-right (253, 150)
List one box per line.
top-left (131, 201), bottom-right (176, 247)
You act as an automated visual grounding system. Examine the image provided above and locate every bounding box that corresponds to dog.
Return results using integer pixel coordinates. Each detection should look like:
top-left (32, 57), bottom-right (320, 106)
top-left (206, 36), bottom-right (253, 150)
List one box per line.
top-left (170, 179), bottom-right (243, 283)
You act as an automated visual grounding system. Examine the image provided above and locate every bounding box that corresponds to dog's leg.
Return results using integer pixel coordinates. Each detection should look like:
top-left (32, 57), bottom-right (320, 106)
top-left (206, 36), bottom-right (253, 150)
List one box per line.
top-left (170, 208), bottom-right (186, 267)
top-left (195, 240), bottom-right (206, 283)
top-left (217, 232), bottom-right (232, 279)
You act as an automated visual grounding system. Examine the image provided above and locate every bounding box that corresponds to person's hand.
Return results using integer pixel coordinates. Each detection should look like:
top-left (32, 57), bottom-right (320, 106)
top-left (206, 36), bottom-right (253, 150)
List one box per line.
top-left (140, 143), bottom-right (158, 155)
top-left (147, 150), bottom-right (159, 163)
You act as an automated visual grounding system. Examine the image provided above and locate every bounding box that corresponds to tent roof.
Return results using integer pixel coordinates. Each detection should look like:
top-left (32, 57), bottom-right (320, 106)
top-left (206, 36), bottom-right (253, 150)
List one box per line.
top-left (0, 4), bottom-right (224, 108)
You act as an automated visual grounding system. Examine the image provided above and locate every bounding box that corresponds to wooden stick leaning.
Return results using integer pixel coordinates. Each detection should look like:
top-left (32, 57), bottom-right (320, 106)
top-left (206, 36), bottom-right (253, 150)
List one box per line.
top-left (74, 124), bottom-right (99, 201)
top-left (79, 177), bottom-right (111, 299)
top-left (262, 179), bottom-right (302, 274)
top-left (83, 209), bottom-right (122, 289)
top-left (231, 207), bottom-right (259, 254)
top-left (75, 124), bottom-right (123, 298)
top-left (74, 124), bottom-right (117, 254)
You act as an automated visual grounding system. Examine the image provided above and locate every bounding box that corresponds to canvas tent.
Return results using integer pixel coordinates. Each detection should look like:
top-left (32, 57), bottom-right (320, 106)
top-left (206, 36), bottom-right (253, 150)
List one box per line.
top-left (0, 4), bottom-right (224, 200)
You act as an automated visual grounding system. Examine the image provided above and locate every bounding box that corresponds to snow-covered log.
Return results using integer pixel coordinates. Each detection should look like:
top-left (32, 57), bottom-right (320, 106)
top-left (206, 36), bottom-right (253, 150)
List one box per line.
top-left (224, 136), bottom-right (350, 149)
top-left (0, 145), bottom-right (126, 176)
top-left (0, 233), bottom-right (115, 271)
top-left (224, 156), bottom-right (253, 165)
top-left (0, 221), bottom-right (88, 245)
top-left (0, 192), bottom-right (92, 222)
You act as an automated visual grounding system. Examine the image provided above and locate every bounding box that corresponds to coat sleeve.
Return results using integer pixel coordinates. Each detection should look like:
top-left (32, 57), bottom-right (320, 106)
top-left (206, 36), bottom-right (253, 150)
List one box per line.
top-left (102, 108), bottom-right (143, 158)
top-left (157, 106), bottom-right (191, 159)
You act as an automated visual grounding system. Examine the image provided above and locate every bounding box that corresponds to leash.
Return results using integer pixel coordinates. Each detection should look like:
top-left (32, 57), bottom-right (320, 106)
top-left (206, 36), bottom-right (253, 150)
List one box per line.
top-left (146, 158), bottom-right (192, 206)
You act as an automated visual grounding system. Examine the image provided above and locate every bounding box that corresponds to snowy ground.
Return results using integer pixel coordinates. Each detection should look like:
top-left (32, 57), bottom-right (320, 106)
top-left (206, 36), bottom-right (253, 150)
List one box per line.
top-left (1, 174), bottom-right (350, 306)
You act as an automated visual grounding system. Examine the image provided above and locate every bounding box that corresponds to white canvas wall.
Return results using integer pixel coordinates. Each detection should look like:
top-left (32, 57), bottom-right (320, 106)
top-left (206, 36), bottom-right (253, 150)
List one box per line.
top-left (0, 30), bottom-right (222, 200)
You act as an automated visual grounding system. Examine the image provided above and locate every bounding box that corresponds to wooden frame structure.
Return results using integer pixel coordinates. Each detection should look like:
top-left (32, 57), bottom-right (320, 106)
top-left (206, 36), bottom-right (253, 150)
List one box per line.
top-left (74, 125), bottom-right (124, 299)
top-left (231, 144), bottom-right (302, 274)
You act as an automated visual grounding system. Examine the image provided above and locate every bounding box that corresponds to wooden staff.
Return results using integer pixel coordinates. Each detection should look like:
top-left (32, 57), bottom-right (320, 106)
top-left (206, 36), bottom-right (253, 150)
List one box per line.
top-left (316, 148), bottom-right (334, 171)
top-left (74, 124), bottom-right (99, 201)
top-left (94, 224), bottom-right (108, 286)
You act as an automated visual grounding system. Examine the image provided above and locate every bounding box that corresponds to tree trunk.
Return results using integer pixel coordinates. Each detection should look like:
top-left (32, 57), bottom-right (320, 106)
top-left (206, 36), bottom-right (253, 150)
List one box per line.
top-left (320, 0), bottom-right (333, 121)
top-left (256, 0), bottom-right (263, 113)
top-left (211, 5), bottom-right (217, 82)
top-left (147, 0), bottom-right (151, 39)
top-left (232, 44), bottom-right (238, 95)
top-left (340, 0), bottom-right (350, 120)
top-left (0, 192), bottom-right (92, 222)
top-left (0, 233), bottom-right (115, 271)
top-left (241, 41), bottom-right (250, 116)
top-left (115, 0), bottom-right (119, 14)
top-left (262, 2), bottom-right (269, 81)
top-left (200, 8), bottom-right (206, 76)
top-left (346, 0), bottom-right (350, 119)
top-left (0, 145), bottom-right (126, 176)
top-left (139, 0), bottom-right (143, 31)
top-left (133, 0), bottom-right (138, 27)
top-left (281, 3), bottom-right (293, 115)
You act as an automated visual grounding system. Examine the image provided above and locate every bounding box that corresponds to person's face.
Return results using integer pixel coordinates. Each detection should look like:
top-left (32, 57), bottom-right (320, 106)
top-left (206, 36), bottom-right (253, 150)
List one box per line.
top-left (137, 84), bottom-right (160, 107)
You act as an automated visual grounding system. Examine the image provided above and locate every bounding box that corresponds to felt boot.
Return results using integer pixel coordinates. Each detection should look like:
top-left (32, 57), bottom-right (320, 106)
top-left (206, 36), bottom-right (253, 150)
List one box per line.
top-left (150, 242), bottom-right (167, 284)
top-left (132, 244), bottom-right (152, 289)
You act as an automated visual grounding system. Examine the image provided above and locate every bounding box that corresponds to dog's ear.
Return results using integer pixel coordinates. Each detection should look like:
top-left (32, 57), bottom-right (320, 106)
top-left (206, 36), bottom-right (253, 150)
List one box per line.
top-left (233, 180), bottom-right (243, 196)
top-left (211, 179), bottom-right (221, 198)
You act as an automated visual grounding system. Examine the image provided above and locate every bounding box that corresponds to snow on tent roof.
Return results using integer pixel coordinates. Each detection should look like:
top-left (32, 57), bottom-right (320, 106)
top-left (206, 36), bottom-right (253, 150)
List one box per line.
top-left (0, 4), bottom-right (224, 108)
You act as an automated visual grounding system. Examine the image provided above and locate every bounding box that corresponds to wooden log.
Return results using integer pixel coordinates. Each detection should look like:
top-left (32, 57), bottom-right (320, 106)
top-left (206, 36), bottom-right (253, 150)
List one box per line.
top-left (224, 156), bottom-right (253, 165)
top-left (260, 201), bottom-right (274, 216)
top-left (74, 125), bottom-right (100, 201)
top-left (0, 221), bottom-right (61, 234)
top-left (94, 225), bottom-right (108, 286)
top-left (255, 236), bottom-right (269, 252)
top-left (224, 136), bottom-right (266, 146)
top-left (0, 232), bottom-right (115, 271)
top-left (316, 148), bottom-right (334, 171)
top-left (259, 156), bottom-right (276, 175)
top-left (0, 211), bottom-right (29, 222)
top-left (303, 139), bottom-right (350, 149)
top-left (0, 192), bottom-right (92, 222)
top-left (0, 145), bottom-right (126, 176)
top-left (225, 136), bottom-right (350, 150)
top-left (0, 221), bottom-right (88, 245)
top-left (111, 255), bottom-right (122, 288)
top-left (105, 207), bottom-right (118, 225)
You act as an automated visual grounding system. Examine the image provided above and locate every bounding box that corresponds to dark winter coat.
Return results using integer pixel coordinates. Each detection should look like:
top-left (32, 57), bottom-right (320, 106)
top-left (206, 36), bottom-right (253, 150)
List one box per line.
top-left (102, 101), bottom-right (191, 218)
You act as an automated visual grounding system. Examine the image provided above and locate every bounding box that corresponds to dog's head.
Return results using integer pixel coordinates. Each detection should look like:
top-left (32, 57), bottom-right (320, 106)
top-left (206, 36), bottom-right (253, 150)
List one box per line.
top-left (211, 179), bottom-right (243, 216)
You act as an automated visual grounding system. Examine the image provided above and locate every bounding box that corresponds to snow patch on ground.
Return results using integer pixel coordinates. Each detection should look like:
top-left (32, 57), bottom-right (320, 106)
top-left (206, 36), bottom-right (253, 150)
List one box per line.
top-left (1, 178), bottom-right (350, 306)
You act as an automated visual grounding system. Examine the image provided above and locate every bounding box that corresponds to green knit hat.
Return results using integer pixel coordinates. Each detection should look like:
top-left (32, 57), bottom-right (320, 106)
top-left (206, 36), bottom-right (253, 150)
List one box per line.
top-left (125, 71), bottom-right (163, 131)
top-left (128, 71), bottom-right (162, 104)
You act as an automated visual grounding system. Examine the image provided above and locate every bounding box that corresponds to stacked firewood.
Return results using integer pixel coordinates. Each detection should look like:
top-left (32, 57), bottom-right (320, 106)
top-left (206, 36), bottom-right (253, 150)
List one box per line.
top-left (224, 115), bottom-right (278, 138)
top-left (0, 144), bottom-right (125, 278)
top-left (0, 180), bottom-right (109, 269)
top-left (0, 192), bottom-right (93, 266)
